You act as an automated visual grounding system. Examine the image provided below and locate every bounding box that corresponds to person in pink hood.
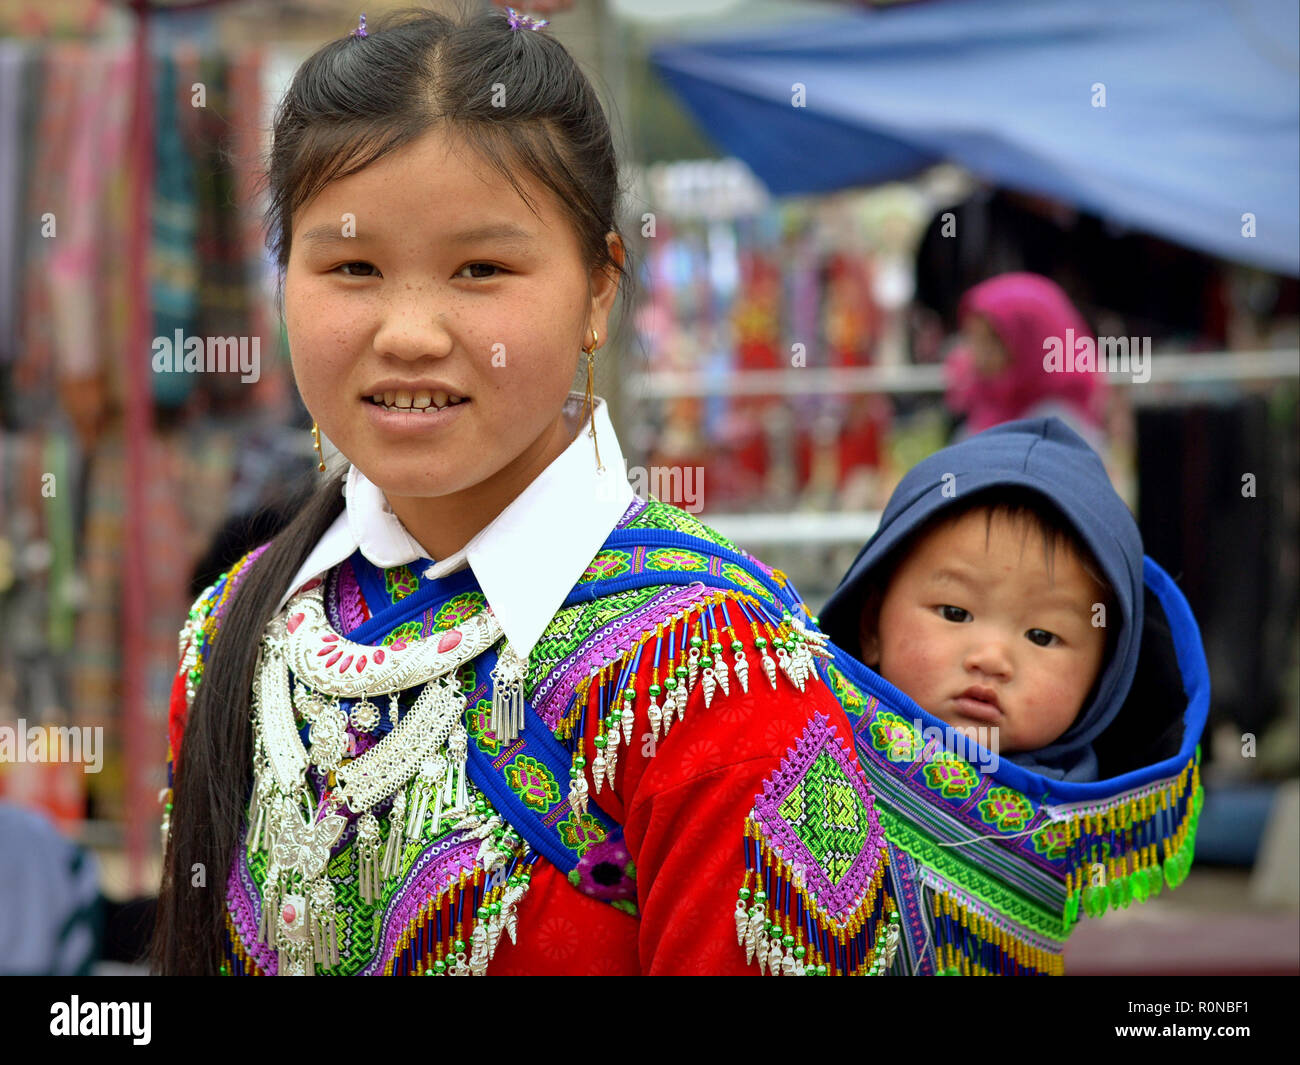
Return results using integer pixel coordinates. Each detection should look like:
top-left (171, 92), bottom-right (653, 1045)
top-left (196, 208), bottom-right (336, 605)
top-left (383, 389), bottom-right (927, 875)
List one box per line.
top-left (945, 273), bottom-right (1108, 450)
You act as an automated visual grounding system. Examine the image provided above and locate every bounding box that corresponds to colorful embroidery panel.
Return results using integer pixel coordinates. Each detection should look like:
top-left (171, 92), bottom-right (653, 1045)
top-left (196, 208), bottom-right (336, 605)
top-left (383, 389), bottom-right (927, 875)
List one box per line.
top-left (821, 656), bottom-right (1204, 974)
top-left (737, 712), bottom-right (899, 976)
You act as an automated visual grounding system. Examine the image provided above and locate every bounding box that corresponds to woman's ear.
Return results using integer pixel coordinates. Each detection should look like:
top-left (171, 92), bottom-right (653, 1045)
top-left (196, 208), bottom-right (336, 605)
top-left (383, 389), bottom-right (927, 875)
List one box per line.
top-left (857, 592), bottom-right (882, 668)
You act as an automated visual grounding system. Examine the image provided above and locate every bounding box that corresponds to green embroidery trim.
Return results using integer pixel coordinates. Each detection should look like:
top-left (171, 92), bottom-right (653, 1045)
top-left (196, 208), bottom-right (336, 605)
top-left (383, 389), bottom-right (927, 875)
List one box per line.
top-left (625, 499), bottom-right (743, 553)
top-left (528, 584), bottom-right (665, 693)
top-left (876, 805), bottom-right (1069, 941)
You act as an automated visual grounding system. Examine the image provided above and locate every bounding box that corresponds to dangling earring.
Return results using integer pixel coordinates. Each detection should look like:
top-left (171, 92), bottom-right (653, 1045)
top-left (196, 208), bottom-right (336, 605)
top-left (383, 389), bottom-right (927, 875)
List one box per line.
top-left (582, 328), bottom-right (605, 474)
top-left (311, 421), bottom-right (326, 472)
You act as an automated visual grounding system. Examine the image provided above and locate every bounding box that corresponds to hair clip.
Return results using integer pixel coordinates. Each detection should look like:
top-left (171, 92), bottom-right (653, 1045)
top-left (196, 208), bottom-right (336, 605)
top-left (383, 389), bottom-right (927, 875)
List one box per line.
top-left (350, 13), bottom-right (368, 38)
top-left (505, 7), bottom-right (550, 32)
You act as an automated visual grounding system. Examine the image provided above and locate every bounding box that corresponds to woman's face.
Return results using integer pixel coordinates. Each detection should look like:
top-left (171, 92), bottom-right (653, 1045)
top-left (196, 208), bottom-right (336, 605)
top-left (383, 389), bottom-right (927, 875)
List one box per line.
top-left (963, 313), bottom-right (1011, 378)
top-left (284, 127), bottom-right (622, 511)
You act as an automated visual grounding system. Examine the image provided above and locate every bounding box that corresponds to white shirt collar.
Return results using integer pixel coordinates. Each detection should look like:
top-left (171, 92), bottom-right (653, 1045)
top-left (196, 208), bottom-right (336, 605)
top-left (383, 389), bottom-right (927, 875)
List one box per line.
top-left (277, 393), bottom-right (635, 660)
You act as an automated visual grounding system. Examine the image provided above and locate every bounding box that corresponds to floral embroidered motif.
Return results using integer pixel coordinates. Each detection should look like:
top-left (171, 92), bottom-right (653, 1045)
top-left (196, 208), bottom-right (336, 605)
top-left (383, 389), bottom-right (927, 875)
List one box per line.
top-left (645, 547), bottom-right (709, 572)
top-left (978, 787), bottom-right (1035, 833)
top-left (466, 701), bottom-right (502, 756)
top-left (1032, 822), bottom-right (1071, 860)
top-left (578, 550), bottom-right (633, 583)
top-left (921, 753), bottom-right (980, 800)
top-left (505, 755), bottom-right (561, 811)
top-left (384, 565), bottom-right (419, 602)
top-left (556, 812), bottom-right (607, 856)
top-left (870, 711), bottom-right (923, 763)
top-left (434, 591), bottom-right (486, 629)
top-left (825, 663), bottom-right (866, 718)
top-left (382, 620), bottom-right (422, 647)
top-left (722, 562), bottom-right (775, 602)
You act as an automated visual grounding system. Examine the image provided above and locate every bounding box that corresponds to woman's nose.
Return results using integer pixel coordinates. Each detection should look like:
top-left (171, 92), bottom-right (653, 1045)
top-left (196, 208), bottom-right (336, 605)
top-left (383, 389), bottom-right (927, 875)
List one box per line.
top-left (373, 293), bottom-right (454, 361)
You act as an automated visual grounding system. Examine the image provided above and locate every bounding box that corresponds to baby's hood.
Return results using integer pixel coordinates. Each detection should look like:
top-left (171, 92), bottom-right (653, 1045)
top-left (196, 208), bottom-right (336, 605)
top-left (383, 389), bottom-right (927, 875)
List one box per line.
top-left (820, 417), bottom-right (1145, 781)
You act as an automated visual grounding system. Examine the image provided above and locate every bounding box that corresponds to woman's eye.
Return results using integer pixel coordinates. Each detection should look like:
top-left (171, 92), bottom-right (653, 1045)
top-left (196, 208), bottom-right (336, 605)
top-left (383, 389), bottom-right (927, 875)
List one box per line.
top-left (456, 263), bottom-right (502, 280)
top-left (1026, 628), bottom-right (1059, 647)
top-left (336, 262), bottom-right (378, 277)
top-left (939, 605), bottom-right (970, 623)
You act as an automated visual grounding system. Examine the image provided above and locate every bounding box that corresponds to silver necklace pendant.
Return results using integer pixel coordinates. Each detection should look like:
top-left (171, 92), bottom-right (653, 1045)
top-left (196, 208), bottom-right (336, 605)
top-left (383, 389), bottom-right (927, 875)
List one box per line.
top-left (350, 695), bottom-right (380, 733)
top-left (307, 700), bottom-right (349, 775)
top-left (274, 583), bottom-right (501, 699)
top-left (249, 584), bottom-right (532, 975)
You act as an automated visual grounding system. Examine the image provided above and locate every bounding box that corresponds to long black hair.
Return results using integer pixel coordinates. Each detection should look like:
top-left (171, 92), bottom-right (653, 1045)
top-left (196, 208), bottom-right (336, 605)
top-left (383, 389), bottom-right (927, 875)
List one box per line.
top-left (151, 3), bottom-right (632, 974)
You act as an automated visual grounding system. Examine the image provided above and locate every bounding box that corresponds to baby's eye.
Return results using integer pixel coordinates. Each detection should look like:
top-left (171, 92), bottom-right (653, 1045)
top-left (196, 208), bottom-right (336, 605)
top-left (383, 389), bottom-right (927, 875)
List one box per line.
top-left (455, 263), bottom-right (503, 280)
top-left (939, 605), bottom-right (970, 623)
top-left (1026, 628), bottom-right (1059, 647)
top-left (336, 261), bottom-right (379, 277)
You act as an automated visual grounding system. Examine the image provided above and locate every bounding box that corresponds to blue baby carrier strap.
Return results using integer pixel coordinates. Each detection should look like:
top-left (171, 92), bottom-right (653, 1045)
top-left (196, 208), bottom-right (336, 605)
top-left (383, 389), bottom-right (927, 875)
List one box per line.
top-left (463, 645), bottom-right (619, 872)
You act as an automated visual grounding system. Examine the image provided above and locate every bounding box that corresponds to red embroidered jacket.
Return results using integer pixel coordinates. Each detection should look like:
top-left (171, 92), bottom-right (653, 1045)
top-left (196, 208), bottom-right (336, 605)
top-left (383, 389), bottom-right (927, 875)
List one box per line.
top-left (166, 576), bottom-right (893, 975)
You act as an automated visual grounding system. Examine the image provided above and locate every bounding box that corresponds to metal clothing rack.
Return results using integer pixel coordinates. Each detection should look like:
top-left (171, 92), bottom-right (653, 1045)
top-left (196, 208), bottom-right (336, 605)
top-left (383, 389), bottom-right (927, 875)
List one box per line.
top-left (663, 349), bottom-right (1300, 548)
top-left (629, 349), bottom-right (1300, 400)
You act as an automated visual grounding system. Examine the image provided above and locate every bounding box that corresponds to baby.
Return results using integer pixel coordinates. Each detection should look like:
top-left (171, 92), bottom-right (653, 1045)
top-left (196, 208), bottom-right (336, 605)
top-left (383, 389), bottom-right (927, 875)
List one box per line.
top-left (820, 417), bottom-right (1145, 782)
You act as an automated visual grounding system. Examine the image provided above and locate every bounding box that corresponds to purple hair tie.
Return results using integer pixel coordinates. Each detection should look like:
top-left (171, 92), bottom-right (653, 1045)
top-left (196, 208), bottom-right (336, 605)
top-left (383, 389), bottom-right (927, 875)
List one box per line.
top-left (350, 13), bottom-right (368, 38)
top-left (505, 7), bottom-right (550, 32)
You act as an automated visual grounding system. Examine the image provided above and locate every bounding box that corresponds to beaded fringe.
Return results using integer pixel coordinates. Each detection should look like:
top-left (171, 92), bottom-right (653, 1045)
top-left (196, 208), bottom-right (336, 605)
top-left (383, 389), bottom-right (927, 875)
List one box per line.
top-left (735, 818), bottom-right (898, 976)
top-left (923, 754), bottom-right (1204, 976)
top-left (1059, 755), bottom-right (1203, 927)
top-left (928, 890), bottom-right (1065, 976)
top-left (221, 911), bottom-right (266, 976)
top-left (558, 588), bottom-right (829, 807)
top-left (387, 854), bottom-right (539, 976)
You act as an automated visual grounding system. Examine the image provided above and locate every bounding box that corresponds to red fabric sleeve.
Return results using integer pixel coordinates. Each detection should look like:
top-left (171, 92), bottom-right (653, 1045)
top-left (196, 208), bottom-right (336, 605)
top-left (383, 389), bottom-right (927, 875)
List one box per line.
top-left (492, 622), bottom-right (854, 976)
top-left (592, 623), bottom-right (851, 975)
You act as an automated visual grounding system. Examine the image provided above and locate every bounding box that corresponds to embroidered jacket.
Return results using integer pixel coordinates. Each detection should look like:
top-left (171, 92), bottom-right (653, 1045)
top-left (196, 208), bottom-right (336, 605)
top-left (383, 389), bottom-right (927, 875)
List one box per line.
top-left (163, 495), bottom-right (897, 975)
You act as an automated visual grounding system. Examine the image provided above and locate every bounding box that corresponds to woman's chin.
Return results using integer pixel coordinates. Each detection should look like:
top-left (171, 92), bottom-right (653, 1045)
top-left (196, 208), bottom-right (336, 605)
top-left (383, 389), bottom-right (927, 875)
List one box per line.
top-left (348, 456), bottom-right (481, 500)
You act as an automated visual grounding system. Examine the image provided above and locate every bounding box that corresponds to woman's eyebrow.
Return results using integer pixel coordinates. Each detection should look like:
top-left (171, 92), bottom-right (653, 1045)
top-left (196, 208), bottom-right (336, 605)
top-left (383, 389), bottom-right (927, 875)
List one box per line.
top-left (445, 222), bottom-right (538, 248)
top-left (299, 223), bottom-right (355, 248)
top-left (297, 221), bottom-right (539, 249)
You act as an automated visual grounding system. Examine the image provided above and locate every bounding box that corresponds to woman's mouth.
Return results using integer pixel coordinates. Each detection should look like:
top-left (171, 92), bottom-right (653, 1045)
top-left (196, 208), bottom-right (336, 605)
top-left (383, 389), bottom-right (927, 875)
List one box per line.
top-left (367, 389), bottom-right (467, 413)
top-left (363, 390), bottom-right (469, 434)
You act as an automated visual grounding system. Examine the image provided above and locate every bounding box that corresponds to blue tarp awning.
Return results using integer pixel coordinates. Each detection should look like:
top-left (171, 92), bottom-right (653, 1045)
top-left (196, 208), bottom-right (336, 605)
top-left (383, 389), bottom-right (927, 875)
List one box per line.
top-left (650, 0), bottom-right (1300, 276)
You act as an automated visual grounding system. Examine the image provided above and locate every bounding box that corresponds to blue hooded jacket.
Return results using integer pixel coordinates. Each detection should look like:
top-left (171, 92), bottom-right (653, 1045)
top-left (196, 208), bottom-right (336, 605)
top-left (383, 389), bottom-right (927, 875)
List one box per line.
top-left (819, 417), bottom-right (1145, 782)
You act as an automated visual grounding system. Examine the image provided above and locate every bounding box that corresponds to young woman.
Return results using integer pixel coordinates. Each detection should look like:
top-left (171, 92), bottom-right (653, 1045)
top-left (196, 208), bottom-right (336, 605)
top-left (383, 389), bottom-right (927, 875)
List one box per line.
top-left (150, 6), bottom-right (897, 976)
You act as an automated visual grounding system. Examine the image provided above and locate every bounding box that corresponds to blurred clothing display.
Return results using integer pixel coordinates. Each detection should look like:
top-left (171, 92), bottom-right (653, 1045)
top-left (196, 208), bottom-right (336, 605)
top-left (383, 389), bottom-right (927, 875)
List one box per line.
top-left (0, 39), bottom-right (294, 836)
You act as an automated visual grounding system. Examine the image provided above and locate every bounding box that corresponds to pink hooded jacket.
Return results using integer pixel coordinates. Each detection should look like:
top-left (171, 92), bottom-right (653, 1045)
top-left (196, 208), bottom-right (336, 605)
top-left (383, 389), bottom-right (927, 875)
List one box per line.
top-left (945, 273), bottom-right (1106, 437)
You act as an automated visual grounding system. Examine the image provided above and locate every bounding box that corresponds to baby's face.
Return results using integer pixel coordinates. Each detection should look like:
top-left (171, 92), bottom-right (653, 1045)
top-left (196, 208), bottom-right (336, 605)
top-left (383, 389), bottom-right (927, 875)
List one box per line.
top-left (859, 509), bottom-right (1108, 753)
